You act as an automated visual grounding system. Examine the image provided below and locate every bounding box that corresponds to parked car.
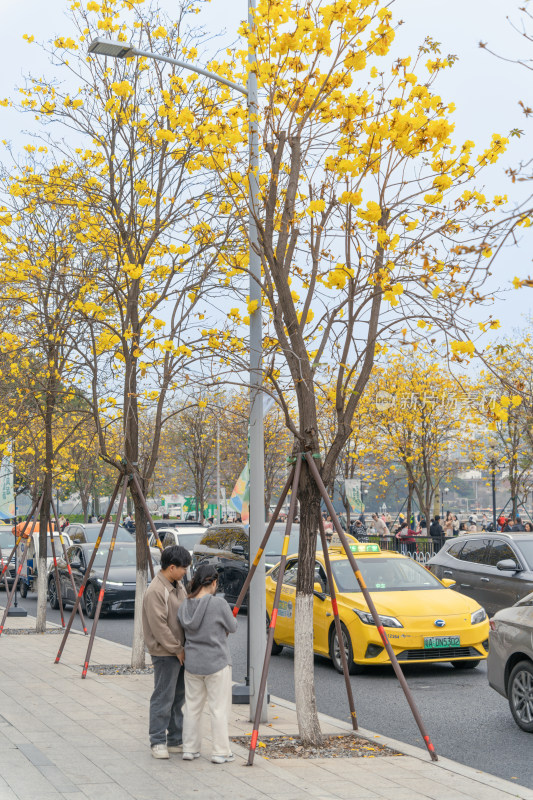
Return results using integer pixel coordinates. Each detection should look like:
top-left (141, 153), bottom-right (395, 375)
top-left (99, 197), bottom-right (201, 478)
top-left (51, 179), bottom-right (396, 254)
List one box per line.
top-left (22, 530), bottom-right (73, 597)
top-left (191, 523), bottom-right (357, 605)
top-left (149, 525), bottom-right (207, 555)
top-left (488, 592), bottom-right (533, 731)
top-left (426, 533), bottom-right (533, 617)
top-left (0, 526), bottom-right (16, 587)
top-left (48, 541), bottom-right (159, 617)
top-left (267, 542), bottom-right (489, 672)
top-left (65, 522), bottom-right (133, 545)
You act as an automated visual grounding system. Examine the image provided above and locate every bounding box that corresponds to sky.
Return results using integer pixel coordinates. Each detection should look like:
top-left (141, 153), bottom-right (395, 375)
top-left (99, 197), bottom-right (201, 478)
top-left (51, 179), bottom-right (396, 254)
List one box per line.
top-left (0, 0), bottom-right (531, 338)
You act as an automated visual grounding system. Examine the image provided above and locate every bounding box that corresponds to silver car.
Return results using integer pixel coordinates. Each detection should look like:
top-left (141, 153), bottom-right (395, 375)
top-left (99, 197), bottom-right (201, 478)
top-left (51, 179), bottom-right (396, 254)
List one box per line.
top-left (487, 593), bottom-right (533, 732)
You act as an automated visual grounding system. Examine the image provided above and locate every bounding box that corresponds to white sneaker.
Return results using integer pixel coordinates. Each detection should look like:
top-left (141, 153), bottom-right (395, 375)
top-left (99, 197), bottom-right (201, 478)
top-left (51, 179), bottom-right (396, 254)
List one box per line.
top-left (151, 744), bottom-right (169, 759)
top-left (167, 744), bottom-right (183, 753)
top-left (182, 752), bottom-right (200, 761)
top-left (211, 753), bottom-right (235, 764)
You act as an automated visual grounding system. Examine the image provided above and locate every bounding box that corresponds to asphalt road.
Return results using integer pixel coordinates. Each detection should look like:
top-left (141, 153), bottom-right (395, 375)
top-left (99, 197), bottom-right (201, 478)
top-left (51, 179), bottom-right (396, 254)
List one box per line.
top-left (14, 593), bottom-right (533, 788)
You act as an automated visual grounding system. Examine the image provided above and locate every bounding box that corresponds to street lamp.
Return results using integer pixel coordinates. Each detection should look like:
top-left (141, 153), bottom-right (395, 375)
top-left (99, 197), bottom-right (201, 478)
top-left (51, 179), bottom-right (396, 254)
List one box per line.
top-left (440, 486), bottom-right (449, 517)
top-left (488, 453), bottom-right (498, 530)
top-left (88, 13), bottom-right (267, 723)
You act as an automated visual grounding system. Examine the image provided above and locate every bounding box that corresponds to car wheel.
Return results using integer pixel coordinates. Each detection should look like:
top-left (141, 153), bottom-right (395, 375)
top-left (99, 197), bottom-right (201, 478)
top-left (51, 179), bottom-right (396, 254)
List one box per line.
top-left (84, 583), bottom-right (98, 619)
top-left (19, 581), bottom-right (28, 598)
top-left (329, 623), bottom-right (363, 675)
top-left (48, 578), bottom-right (60, 610)
top-left (266, 613), bottom-right (284, 655)
top-left (451, 660), bottom-right (480, 670)
top-left (508, 660), bottom-right (533, 732)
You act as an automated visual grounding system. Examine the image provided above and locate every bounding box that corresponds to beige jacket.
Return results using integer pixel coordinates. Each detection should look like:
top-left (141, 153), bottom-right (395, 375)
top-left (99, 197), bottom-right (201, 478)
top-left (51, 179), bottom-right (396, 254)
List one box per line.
top-left (142, 571), bottom-right (186, 658)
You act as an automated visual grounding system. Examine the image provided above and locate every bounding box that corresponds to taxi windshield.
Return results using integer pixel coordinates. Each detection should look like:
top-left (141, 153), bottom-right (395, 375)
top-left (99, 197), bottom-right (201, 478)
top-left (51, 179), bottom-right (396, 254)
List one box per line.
top-left (332, 557), bottom-right (444, 593)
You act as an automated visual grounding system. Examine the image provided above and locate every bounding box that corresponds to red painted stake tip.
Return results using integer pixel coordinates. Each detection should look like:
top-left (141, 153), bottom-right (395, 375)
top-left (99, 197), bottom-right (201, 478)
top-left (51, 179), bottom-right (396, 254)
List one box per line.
top-left (232, 606), bottom-right (239, 617)
top-left (55, 656), bottom-right (60, 663)
top-left (250, 730), bottom-right (259, 750)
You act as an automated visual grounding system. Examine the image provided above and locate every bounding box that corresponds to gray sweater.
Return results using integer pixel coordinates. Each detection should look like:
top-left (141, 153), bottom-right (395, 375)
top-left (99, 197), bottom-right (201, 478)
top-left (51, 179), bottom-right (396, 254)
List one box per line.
top-left (178, 594), bottom-right (238, 675)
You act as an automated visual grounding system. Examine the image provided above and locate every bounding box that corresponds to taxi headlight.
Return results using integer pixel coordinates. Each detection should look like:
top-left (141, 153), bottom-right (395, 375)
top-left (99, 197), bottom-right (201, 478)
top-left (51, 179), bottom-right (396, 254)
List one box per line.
top-left (471, 607), bottom-right (487, 625)
top-left (354, 609), bottom-right (403, 628)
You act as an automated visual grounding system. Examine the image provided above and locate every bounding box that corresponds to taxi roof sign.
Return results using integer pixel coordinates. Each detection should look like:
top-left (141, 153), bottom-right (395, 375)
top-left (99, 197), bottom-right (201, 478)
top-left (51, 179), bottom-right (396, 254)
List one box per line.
top-left (329, 542), bottom-right (381, 555)
top-left (350, 543), bottom-right (381, 553)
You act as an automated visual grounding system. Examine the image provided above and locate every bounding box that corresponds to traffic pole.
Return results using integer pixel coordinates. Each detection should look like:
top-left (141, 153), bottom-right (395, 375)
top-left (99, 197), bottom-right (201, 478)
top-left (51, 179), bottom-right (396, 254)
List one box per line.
top-left (54, 474), bottom-right (123, 664)
top-left (81, 477), bottom-right (129, 678)
top-left (231, 466), bottom-right (296, 618)
top-left (247, 456), bottom-right (301, 766)
top-left (50, 497), bottom-right (88, 634)
top-left (317, 515), bottom-right (358, 731)
top-left (305, 452), bottom-right (438, 762)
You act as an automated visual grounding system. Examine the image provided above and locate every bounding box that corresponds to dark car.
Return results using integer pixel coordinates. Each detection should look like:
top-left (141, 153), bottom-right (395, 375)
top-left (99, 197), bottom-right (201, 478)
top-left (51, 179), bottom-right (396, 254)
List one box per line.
top-left (487, 591), bottom-right (533, 732)
top-left (48, 542), bottom-right (159, 617)
top-left (65, 523), bottom-right (134, 545)
top-left (192, 523), bottom-right (333, 605)
top-left (427, 533), bottom-right (533, 617)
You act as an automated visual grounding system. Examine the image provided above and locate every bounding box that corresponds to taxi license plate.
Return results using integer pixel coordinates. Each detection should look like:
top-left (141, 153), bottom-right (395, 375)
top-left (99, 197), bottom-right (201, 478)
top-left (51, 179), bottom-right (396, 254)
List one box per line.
top-left (424, 636), bottom-right (460, 649)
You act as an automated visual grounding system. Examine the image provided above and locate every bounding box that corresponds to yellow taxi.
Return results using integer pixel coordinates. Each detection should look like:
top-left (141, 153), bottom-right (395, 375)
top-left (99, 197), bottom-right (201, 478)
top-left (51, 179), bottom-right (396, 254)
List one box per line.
top-left (266, 543), bottom-right (489, 673)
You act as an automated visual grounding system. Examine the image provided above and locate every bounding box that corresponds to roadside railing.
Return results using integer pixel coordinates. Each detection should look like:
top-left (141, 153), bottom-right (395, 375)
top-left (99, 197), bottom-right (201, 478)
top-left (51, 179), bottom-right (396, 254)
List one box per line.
top-left (362, 535), bottom-right (448, 564)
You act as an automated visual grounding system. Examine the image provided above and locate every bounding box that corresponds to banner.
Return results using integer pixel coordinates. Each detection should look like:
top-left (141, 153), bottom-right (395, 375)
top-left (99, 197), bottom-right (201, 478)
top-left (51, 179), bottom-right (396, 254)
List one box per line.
top-left (344, 479), bottom-right (363, 514)
top-left (228, 394), bottom-right (275, 525)
top-left (228, 462), bottom-right (250, 523)
top-left (0, 449), bottom-right (14, 521)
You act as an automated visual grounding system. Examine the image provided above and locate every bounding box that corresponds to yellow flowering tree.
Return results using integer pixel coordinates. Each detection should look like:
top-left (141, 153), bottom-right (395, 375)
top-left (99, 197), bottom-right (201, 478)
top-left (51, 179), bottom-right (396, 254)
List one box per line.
top-left (5, 0), bottom-right (235, 659)
top-left (209, 0), bottom-right (513, 743)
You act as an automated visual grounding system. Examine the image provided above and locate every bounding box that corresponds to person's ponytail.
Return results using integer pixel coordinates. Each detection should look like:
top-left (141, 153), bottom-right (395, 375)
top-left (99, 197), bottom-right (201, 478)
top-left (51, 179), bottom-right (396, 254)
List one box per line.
top-left (188, 564), bottom-right (218, 598)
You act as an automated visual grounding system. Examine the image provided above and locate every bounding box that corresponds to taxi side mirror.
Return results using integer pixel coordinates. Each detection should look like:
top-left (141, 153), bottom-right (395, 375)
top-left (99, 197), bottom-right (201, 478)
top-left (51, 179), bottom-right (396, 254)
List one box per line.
top-left (440, 577), bottom-right (456, 588)
top-left (313, 582), bottom-right (326, 600)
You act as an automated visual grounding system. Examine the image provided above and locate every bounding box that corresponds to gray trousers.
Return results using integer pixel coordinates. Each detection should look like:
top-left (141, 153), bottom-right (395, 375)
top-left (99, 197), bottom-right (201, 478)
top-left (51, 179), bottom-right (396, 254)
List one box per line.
top-left (149, 655), bottom-right (185, 746)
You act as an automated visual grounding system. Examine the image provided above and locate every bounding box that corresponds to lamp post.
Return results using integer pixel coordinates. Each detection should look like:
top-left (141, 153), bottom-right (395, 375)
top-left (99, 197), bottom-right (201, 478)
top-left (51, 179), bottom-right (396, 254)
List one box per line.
top-left (88, 20), bottom-right (267, 721)
top-left (489, 456), bottom-right (498, 530)
top-left (440, 486), bottom-right (449, 517)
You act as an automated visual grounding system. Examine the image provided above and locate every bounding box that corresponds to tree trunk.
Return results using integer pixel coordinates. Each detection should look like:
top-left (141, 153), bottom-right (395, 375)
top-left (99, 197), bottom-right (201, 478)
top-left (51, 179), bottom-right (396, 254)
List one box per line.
top-left (130, 480), bottom-right (148, 669)
top-left (82, 497), bottom-right (89, 524)
top-left (294, 461), bottom-right (322, 747)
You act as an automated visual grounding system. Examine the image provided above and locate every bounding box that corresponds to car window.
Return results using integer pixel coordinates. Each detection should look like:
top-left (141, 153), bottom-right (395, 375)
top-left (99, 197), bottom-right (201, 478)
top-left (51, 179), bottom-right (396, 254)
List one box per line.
top-left (486, 540), bottom-right (520, 567)
top-left (67, 546), bottom-right (82, 563)
top-left (457, 540), bottom-right (490, 564)
top-left (198, 526), bottom-right (242, 551)
top-left (514, 540), bottom-right (533, 570)
top-left (332, 557), bottom-right (444, 593)
top-left (231, 529), bottom-right (249, 550)
top-left (162, 532), bottom-right (176, 548)
top-left (446, 541), bottom-right (465, 558)
top-left (314, 562), bottom-right (328, 593)
top-left (283, 560), bottom-right (298, 586)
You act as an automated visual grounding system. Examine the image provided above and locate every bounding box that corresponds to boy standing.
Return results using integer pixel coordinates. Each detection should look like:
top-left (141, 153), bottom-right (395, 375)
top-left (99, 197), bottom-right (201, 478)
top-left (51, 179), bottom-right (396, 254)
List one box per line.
top-left (142, 544), bottom-right (191, 759)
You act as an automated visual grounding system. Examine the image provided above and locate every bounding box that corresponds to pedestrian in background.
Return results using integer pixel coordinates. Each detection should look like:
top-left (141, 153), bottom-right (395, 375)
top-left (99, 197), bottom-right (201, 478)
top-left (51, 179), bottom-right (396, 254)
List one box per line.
top-left (178, 564), bottom-right (238, 764)
top-left (142, 544), bottom-right (191, 759)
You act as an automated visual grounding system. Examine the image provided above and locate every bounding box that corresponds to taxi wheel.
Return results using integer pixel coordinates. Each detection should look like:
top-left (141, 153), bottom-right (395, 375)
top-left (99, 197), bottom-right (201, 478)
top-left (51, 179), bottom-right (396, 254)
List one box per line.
top-left (451, 660), bottom-right (480, 670)
top-left (266, 613), bottom-right (284, 655)
top-left (329, 623), bottom-right (363, 675)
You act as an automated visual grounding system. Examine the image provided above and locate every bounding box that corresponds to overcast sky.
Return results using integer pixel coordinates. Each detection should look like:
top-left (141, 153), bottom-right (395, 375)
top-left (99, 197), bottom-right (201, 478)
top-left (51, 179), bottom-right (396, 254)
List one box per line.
top-left (0, 0), bottom-right (531, 337)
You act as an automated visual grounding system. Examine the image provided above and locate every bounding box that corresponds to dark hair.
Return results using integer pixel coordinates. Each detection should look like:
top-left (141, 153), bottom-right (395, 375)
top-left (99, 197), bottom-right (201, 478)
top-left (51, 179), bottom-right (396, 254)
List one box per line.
top-left (161, 545), bottom-right (191, 570)
top-left (188, 564), bottom-right (218, 598)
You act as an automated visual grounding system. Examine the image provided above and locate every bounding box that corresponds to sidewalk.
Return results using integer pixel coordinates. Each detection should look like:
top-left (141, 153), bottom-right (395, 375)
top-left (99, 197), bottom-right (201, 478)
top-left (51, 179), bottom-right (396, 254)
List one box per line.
top-left (0, 611), bottom-right (531, 800)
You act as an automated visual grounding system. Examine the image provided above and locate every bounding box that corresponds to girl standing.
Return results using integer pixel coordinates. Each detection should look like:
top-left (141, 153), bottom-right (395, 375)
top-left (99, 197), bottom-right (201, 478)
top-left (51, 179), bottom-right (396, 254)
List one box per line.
top-left (178, 565), bottom-right (238, 764)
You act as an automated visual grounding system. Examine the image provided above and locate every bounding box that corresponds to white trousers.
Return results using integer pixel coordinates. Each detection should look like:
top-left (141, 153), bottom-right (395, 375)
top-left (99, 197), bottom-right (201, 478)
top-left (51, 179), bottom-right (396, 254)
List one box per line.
top-left (182, 664), bottom-right (232, 756)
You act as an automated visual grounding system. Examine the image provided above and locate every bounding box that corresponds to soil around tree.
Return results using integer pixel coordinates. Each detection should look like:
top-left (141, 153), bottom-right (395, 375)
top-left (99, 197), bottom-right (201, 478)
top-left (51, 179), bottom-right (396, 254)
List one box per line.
top-left (231, 733), bottom-right (403, 759)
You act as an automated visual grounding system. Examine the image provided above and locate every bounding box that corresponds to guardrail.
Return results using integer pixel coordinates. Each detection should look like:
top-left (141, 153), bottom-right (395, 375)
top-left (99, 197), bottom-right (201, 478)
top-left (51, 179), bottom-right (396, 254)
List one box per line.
top-left (361, 535), bottom-right (449, 564)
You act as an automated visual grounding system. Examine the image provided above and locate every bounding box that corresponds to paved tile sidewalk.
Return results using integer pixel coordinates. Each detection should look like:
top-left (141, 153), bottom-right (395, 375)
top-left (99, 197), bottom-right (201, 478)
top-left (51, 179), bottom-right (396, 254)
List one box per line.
top-left (0, 611), bottom-right (531, 800)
